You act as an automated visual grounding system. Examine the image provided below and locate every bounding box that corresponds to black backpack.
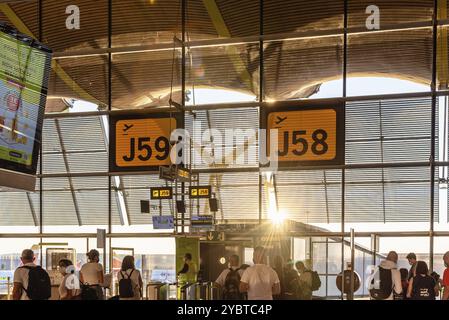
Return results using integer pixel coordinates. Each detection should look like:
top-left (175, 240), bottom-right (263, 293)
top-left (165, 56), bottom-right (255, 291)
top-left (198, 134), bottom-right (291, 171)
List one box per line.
top-left (369, 267), bottom-right (393, 300)
top-left (306, 270), bottom-right (322, 291)
top-left (119, 269), bottom-right (135, 298)
top-left (223, 268), bottom-right (242, 300)
top-left (21, 266), bottom-right (51, 300)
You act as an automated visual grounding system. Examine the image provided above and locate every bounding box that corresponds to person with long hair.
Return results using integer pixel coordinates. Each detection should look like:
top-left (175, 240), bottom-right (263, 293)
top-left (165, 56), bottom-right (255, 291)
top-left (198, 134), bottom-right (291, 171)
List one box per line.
top-left (407, 261), bottom-right (439, 300)
top-left (272, 255), bottom-right (285, 300)
top-left (117, 256), bottom-right (143, 300)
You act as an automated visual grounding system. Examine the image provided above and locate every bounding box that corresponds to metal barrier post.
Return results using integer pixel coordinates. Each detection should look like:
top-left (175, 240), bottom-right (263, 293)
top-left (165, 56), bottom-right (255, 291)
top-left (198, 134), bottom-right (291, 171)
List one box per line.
top-left (206, 282), bottom-right (210, 300)
top-left (7, 277), bottom-right (10, 300)
top-left (180, 283), bottom-right (189, 300)
top-left (349, 228), bottom-right (355, 300)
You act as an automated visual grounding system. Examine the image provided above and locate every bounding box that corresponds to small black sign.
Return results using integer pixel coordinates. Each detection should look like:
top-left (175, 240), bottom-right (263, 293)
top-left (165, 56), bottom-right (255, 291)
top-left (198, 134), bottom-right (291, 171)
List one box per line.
top-left (191, 215), bottom-right (214, 228)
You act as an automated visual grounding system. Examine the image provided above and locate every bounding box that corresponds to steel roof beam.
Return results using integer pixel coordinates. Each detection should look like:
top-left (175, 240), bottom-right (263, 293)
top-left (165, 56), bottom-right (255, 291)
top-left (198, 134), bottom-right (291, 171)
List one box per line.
top-left (52, 20), bottom-right (449, 59)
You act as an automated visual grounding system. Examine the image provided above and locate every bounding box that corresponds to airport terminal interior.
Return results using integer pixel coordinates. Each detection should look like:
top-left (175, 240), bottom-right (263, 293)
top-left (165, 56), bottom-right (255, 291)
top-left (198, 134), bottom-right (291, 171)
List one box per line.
top-left (0, 0), bottom-right (449, 300)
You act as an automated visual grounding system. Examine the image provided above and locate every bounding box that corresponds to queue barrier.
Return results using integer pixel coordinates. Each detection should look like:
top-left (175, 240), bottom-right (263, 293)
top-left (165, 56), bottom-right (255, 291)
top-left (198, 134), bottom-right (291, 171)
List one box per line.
top-left (146, 282), bottom-right (176, 300)
top-left (179, 282), bottom-right (220, 300)
top-left (0, 277), bottom-right (12, 300)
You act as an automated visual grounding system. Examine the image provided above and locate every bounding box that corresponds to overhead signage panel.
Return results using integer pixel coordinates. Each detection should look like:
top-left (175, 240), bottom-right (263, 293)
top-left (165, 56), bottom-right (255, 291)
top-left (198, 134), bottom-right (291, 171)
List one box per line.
top-left (150, 187), bottom-right (173, 200)
top-left (109, 112), bottom-right (183, 172)
top-left (263, 102), bottom-right (345, 168)
top-left (189, 185), bottom-right (212, 199)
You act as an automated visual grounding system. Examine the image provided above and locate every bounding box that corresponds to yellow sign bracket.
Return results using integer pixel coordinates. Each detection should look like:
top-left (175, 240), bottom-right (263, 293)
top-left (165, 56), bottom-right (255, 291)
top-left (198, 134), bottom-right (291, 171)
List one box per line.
top-left (438, 0), bottom-right (448, 89)
top-left (201, 0), bottom-right (254, 92)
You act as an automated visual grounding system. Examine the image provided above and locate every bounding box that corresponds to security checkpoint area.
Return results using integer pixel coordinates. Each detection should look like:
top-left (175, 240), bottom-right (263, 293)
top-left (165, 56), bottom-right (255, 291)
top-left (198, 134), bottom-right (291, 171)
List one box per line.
top-left (0, 1), bottom-right (447, 315)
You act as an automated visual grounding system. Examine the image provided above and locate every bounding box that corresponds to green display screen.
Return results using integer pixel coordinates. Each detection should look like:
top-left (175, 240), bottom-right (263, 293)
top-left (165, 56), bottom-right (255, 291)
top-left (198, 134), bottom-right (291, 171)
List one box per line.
top-left (0, 23), bottom-right (52, 174)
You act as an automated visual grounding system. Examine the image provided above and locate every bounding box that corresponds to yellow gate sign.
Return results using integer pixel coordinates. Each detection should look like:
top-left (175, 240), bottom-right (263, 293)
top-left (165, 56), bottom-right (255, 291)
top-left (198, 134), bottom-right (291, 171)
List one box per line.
top-left (109, 113), bottom-right (183, 172)
top-left (264, 103), bottom-right (345, 167)
top-left (150, 187), bottom-right (173, 200)
top-left (189, 186), bottom-right (212, 199)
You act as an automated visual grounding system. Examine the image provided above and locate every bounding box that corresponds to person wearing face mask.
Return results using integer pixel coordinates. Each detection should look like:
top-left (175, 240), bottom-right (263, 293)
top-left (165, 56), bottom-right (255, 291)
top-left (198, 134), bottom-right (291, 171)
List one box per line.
top-left (215, 255), bottom-right (244, 300)
top-left (442, 251), bottom-right (449, 300)
top-left (58, 259), bottom-right (81, 300)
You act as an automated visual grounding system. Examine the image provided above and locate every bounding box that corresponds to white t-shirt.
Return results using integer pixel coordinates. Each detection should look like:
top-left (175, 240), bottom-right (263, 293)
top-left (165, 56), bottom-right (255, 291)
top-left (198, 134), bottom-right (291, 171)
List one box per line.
top-left (117, 269), bottom-right (142, 300)
top-left (80, 262), bottom-right (103, 285)
top-left (13, 262), bottom-right (37, 300)
top-left (240, 264), bottom-right (280, 300)
top-left (215, 267), bottom-right (245, 287)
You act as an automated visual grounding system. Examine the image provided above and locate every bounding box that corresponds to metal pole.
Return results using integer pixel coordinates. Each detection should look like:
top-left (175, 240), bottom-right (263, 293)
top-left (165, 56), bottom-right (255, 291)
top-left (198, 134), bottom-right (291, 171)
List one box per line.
top-left (349, 228), bottom-right (355, 300)
top-left (258, 0), bottom-right (264, 225)
top-left (371, 234), bottom-right (377, 266)
top-left (181, 0), bottom-right (186, 234)
top-left (429, 0), bottom-right (438, 273)
top-left (341, 0), bottom-right (348, 300)
top-left (107, 0), bottom-right (112, 275)
top-left (38, 0), bottom-right (43, 237)
top-left (7, 276), bottom-right (10, 300)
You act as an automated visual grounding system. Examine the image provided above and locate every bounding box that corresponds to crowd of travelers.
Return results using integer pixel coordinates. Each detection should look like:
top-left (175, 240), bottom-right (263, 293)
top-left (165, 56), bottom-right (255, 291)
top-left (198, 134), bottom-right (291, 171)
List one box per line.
top-left (368, 251), bottom-right (449, 300)
top-left (214, 246), bottom-right (321, 300)
top-left (11, 246), bottom-right (449, 300)
top-left (12, 249), bottom-right (142, 300)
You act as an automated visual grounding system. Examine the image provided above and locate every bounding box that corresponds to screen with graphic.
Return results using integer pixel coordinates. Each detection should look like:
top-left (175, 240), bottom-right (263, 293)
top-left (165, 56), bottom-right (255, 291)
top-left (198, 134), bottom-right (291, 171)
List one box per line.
top-left (0, 23), bottom-right (52, 175)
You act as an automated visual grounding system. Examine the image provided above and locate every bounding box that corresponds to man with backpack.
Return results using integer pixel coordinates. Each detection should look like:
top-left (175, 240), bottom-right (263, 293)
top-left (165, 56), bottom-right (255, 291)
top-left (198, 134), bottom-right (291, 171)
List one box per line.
top-left (368, 251), bottom-right (402, 300)
top-left (215, 254), bottom-right (244, 300)
top-left (294, 260), bottom-right (321, 300)
top-left (12, 249), bottom-right (51, 300)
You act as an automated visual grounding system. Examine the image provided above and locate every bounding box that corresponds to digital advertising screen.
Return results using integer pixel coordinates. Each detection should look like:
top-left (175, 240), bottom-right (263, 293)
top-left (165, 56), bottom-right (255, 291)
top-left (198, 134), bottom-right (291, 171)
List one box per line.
top-left (0, 23), bottom-right (52, 176)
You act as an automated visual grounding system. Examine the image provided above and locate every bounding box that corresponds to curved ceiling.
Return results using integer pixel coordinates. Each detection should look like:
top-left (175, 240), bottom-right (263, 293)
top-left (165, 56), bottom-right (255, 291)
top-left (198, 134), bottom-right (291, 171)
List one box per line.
top-left (0, 0), bottom-right (439, 112)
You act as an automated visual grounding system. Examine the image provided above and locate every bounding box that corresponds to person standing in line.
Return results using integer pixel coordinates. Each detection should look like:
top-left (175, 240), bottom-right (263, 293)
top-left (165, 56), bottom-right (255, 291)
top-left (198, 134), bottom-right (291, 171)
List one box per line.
top-left (58, 259), bottom-right (81, 300)
top-left (406, 261), bottom-right (439, 300)
top-left (12, 249), bottom-right (51, 300)
top-left (399, 268), bottom-right (409, 300)
top-left (272, 255), bottom-right (285, 300)
top-left (80, 249), bottom-right (105, 300)
top-left (283, 259), bottom-right (299, 299)
top-left (442, 251), bottom-right (449, 300)
top-left (239, 246), bottom-right (280, 300)
top-left (215, 254), bottom-right (244, 300)
top-left (117, 256), bottom-right (143, 300)
top-left (295, 261), bottom-right (313, 300)
top-left (406, 253), bottom-right (417, 281)
top-left (368, 251), bottom-right (402, 300)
